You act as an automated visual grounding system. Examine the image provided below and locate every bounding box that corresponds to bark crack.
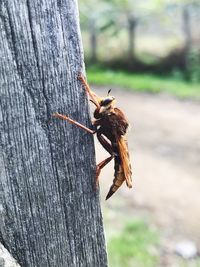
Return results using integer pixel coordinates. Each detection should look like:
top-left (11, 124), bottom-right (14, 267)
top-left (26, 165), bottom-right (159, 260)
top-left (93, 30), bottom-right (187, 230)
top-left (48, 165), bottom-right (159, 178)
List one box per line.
top-left (6, 7), bottom-right (23, 84)
top-left (26, 0), bottom-right (47, 108)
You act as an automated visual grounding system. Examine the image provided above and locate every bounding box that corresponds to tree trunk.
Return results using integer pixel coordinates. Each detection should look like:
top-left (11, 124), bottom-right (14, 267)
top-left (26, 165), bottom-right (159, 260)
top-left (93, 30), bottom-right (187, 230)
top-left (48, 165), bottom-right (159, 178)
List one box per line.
top-left (127, 16), bottom-right (137, 62)
top-left (182, 4), bottom-right (192, 52)
top-left (182, 4), bottom-right (192, 78)
top-left (0, 0), bottom-right (107, 266)
top-left (89, 18), bottom-right (97, 63)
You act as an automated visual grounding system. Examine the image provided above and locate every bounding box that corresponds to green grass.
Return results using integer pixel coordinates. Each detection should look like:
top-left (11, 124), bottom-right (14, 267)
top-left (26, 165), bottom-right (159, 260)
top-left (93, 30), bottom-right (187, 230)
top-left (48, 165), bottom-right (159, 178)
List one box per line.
top-left (107, 219), bottom-right (159, 267)
top-left (87, 67), bottom-right (200, 99)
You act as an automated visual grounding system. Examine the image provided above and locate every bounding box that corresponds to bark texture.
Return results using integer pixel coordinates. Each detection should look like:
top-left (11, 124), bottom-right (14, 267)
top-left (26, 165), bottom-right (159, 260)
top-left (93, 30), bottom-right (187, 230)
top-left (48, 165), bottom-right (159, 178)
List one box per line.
top-left (0, 0), bottom-right (107, 266)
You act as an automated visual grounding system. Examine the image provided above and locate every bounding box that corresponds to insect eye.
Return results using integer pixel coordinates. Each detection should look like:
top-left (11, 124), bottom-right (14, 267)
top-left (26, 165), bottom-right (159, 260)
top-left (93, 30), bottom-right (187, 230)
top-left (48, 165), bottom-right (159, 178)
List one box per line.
top-left (101, 98), bottom-right (113, 106)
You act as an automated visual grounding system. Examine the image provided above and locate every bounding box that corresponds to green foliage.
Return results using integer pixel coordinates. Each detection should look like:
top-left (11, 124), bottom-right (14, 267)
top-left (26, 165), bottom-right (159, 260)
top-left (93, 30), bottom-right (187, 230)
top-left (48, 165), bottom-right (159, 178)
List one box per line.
top-left (80, 0), bottom-right (200, 77)
top-left (108, 219), bottom-right (159, 267)
top-left (79, 0), bottom-right (115, 32)
top-left (87, 66), bottom-right (200, 99)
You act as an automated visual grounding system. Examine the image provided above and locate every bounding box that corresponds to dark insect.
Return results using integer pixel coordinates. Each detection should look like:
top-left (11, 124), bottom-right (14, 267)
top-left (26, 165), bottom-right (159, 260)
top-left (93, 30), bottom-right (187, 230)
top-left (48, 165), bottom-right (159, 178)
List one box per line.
top-left (54, 74), bottom-right (132, 200)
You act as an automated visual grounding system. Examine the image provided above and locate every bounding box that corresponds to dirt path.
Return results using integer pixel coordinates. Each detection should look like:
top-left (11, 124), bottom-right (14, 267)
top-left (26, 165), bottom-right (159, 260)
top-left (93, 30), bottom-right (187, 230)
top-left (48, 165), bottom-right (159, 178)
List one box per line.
top-left (93, 87), bottom-right (200, 251)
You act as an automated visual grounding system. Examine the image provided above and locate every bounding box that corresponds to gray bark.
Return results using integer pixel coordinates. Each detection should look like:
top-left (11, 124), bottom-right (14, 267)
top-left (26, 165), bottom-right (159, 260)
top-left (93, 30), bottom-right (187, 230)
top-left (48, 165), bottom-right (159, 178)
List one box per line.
top-left (0, 0), bottom-right (107, 266)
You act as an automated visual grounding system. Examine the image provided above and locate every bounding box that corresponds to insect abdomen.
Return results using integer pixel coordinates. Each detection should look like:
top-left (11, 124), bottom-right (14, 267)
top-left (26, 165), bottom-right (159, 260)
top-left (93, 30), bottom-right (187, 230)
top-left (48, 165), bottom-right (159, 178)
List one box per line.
top-left (106, 136), bottom-right (132, 200)
top-left (105, 159), bottom-right (125, 200)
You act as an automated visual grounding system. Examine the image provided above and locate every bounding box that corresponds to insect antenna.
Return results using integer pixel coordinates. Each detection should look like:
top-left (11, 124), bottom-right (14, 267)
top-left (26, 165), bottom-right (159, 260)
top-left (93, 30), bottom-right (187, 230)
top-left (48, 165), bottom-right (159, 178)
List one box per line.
top-left (107, 89), bottom-right (112, 96)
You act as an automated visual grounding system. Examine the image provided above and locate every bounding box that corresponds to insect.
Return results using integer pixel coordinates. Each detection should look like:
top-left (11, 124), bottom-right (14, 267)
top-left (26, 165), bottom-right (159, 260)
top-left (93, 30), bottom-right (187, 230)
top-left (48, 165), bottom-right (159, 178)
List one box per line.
top-left (54, 74), bottom-right (132, 200)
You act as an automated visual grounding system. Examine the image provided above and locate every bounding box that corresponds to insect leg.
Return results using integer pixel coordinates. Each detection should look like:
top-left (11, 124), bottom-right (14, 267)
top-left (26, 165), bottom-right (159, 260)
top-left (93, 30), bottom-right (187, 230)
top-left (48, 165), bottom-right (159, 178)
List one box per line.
top-left (95, 131), bottom-right (114, 187)
top-left (78, 74), bottom-right (100, 109)
top-left (53, 112), bottom-right (95, 134)
top-left (96, 155), bottom-right (114, 188)
top-left (96, 131), bottom-right (113, 155)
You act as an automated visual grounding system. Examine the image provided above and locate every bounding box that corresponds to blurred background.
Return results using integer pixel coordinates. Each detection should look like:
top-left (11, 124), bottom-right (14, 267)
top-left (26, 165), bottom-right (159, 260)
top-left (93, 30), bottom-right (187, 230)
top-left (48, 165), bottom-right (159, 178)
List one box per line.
top-left (79, 0), bottom-right (200, 266)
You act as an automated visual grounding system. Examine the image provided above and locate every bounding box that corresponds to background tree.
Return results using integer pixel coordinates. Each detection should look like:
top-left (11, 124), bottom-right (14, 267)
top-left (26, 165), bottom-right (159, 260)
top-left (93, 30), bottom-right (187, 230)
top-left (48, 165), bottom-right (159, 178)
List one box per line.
top-left (90, 0), bottom-right (161, 64)
top-left (80, 0), bottom-right (114, 63)
top-left (109, 0), bottom-right (140, 62)
top-left (80, 0), bottom-right (200, 79)
top-left (0, 0), bottom-right (107, 266)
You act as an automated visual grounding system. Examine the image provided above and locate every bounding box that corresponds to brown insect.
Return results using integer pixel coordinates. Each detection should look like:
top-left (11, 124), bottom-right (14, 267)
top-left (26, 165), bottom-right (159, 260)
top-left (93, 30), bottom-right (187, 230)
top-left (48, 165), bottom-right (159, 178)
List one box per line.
top-left (54, 74), bottom-right (132, 200)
